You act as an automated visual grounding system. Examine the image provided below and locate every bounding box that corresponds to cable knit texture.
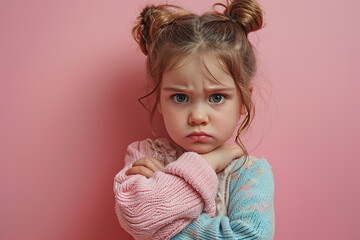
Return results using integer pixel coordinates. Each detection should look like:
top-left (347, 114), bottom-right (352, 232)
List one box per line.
top-left (113, 139), bottom-right (218, 240)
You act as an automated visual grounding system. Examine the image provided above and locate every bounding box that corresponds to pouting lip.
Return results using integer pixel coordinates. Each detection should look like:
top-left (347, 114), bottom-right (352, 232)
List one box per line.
top-left (187, 131), bottom-right (211, 137)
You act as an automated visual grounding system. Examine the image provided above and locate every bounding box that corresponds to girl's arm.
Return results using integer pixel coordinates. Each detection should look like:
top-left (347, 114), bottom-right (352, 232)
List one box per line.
top-left (113, 140), bottom-right (218, 240)
top-left (171, 158), bottom-right (275, 240)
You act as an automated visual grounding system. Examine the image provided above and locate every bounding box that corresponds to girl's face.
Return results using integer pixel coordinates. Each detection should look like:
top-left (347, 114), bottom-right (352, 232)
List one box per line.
top-left (158, 55), bottom-right (242, 154)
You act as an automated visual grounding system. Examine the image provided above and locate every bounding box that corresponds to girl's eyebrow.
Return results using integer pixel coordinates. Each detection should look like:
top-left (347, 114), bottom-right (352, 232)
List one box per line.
top-left (162, 86), bottom-right (236, 92)
top-left (205, 86), bottom-right (236, 92)
top-left (162, 86), bottom-right (188, 92)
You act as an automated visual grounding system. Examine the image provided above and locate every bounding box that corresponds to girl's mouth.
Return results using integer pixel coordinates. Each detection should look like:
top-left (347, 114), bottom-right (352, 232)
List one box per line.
top-left (187, 132), bottom-right (211, 142)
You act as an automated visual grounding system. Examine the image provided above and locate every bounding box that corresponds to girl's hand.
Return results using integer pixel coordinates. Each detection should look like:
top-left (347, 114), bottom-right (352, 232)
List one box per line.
top-left (201, 144), bottom-right (243, 173)
top-left (125, 157), bottom-right (165, 178)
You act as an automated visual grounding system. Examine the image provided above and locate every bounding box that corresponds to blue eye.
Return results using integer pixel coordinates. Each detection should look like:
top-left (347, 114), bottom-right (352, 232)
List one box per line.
top-left (209, 94), bottom-right (225, 104)
top-left (172, 94), bottom-right (188, 103)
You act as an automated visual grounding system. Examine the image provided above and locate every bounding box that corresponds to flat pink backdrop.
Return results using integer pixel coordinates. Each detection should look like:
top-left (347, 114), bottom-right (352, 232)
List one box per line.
top-left (1, 0), bottom-right (359, 239)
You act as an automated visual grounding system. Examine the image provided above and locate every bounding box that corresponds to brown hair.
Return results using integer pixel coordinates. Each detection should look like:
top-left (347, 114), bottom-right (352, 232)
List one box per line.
top-left (132, 0), bottom-right (263, 167)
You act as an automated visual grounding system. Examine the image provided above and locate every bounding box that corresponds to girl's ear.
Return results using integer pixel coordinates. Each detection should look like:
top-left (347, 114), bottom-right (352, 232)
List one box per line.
top-left (157, 102), bottom-right (162, 114)
top-left (249, 84), bottom-right (253, 96)
top-left (240, 105), bottom-right (247, 115)
top-left (240, 84), bottom-right (253, 114)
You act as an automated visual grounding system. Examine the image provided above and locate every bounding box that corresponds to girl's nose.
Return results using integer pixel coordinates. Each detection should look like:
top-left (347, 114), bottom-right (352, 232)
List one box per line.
top-left (188, 105), bottom-right (209, 125)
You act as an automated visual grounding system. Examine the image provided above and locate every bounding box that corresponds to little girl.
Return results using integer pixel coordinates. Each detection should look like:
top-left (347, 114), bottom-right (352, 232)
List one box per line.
top-left (113, 0), bottom-right (275, 239)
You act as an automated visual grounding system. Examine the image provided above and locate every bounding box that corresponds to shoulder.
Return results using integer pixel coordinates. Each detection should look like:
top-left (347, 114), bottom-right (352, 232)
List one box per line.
top-left (127, 138), bottom-right (168, 151)
top-left (234, 156), bottom-right (273, 175)
top-left (126, 138), bottom-right (153, 155)
top-left (229, 156), bottom-right (274, 191)
top-left (126, 138), bottom-right (177, 165)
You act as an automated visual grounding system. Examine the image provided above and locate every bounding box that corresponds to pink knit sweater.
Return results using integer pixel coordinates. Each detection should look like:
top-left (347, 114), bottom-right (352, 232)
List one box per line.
top-left (113, 139), bottom-right (218, 240)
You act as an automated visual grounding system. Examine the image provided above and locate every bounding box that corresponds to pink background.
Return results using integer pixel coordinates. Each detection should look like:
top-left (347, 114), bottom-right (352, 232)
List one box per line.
top-left (1, 0), bottom-right (359, 239)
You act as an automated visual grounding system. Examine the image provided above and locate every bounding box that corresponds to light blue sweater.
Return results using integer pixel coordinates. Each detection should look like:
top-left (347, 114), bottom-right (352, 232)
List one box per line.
top-left (172, 157), bottom-right (275, 239)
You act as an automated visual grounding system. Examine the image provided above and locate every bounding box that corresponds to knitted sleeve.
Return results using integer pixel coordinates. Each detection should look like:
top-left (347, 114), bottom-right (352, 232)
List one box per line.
top-left (113, 140), bottom-right (218, 240)
top-left (171, 158), bottom-right (275, 240)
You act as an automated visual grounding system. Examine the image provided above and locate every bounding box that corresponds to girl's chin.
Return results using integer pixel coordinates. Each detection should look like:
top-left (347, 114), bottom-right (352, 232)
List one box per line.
top-left (182, 144), bottom-right (218, 155)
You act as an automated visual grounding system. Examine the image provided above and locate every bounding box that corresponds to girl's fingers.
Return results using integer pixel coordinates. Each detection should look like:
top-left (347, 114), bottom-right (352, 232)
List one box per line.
top-left (149, 157), bottom-right (165, 171)
top-left (126, 157), bottom-right (165, 178)
top-left (126, 166), bottom-right (154, 178)
top-left (133, 157), bottom-right (164, 172)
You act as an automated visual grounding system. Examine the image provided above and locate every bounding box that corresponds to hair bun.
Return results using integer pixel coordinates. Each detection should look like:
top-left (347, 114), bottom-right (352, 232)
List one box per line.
top-left (132, 5), bottom-right (176, 55)
top-left (222, 0), bottom-right (263, 34)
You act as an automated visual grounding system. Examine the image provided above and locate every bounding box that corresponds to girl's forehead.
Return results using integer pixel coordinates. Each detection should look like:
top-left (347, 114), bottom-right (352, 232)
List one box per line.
top-left (162, 54), bottom-right (235, 88)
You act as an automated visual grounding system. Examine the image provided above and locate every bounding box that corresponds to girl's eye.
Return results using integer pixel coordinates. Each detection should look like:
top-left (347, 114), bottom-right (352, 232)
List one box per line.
top-left (209, 94), bottom-right (225, 104)
top-left (172, 94), bottom-right (188, 103)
